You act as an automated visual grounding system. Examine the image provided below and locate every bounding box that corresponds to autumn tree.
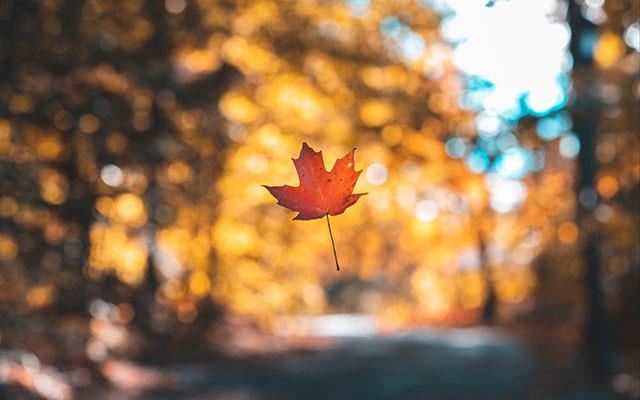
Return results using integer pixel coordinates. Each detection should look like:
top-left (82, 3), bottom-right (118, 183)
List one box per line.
top-left (0, 0), bottom-right (237, 363)
top-left (211, 0), bottom-right (552, 329)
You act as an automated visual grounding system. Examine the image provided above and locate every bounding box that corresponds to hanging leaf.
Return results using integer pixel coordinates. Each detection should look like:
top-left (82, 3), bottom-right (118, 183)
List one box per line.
top-left (263, 143), bottom-right (366, 270)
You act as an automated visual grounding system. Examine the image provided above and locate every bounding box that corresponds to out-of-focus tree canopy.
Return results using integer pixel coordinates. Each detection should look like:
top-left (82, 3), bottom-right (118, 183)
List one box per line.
top-left (0, 0), bottom-right (637, 375)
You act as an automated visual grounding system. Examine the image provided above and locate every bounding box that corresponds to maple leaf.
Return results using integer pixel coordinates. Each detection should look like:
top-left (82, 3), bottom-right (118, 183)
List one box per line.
top-left (264, 143), bottom-right (366, 220)
top-left (263, 143), bottom-right (366, 270)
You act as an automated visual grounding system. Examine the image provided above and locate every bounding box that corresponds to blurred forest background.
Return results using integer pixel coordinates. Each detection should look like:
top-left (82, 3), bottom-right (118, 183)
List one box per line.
top-left (0, 0), bottom-right (638, 399)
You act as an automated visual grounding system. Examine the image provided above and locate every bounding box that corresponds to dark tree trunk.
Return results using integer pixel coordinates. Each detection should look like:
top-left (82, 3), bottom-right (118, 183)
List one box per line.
top-left (567, 0), bottom-right (612, 380)
top-left (479, 234), bottom-right (497, 325)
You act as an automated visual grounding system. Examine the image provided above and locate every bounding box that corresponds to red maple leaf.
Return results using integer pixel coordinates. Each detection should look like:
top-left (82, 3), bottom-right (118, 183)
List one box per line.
top-left (263, 143), bottom-right (366, 270)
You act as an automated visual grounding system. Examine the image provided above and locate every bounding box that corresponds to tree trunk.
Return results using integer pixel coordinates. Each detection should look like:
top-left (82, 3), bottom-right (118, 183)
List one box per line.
top-left (567, 0), bottom-right (612, 380)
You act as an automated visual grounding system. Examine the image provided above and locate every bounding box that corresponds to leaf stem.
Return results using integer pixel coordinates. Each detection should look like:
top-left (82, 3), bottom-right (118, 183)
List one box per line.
top-left (325, 214), bottom-right (340, 271)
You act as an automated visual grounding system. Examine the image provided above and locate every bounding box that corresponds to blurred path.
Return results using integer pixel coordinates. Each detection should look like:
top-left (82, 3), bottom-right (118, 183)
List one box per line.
top-left (5, 327), bottom-right (633, 399)
top-left (114, 328), bottom-right (534, 400)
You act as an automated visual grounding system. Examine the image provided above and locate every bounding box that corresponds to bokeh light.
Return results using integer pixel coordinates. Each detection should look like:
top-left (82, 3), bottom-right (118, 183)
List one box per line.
top-left (0, 0), bottom-right (638, 398)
